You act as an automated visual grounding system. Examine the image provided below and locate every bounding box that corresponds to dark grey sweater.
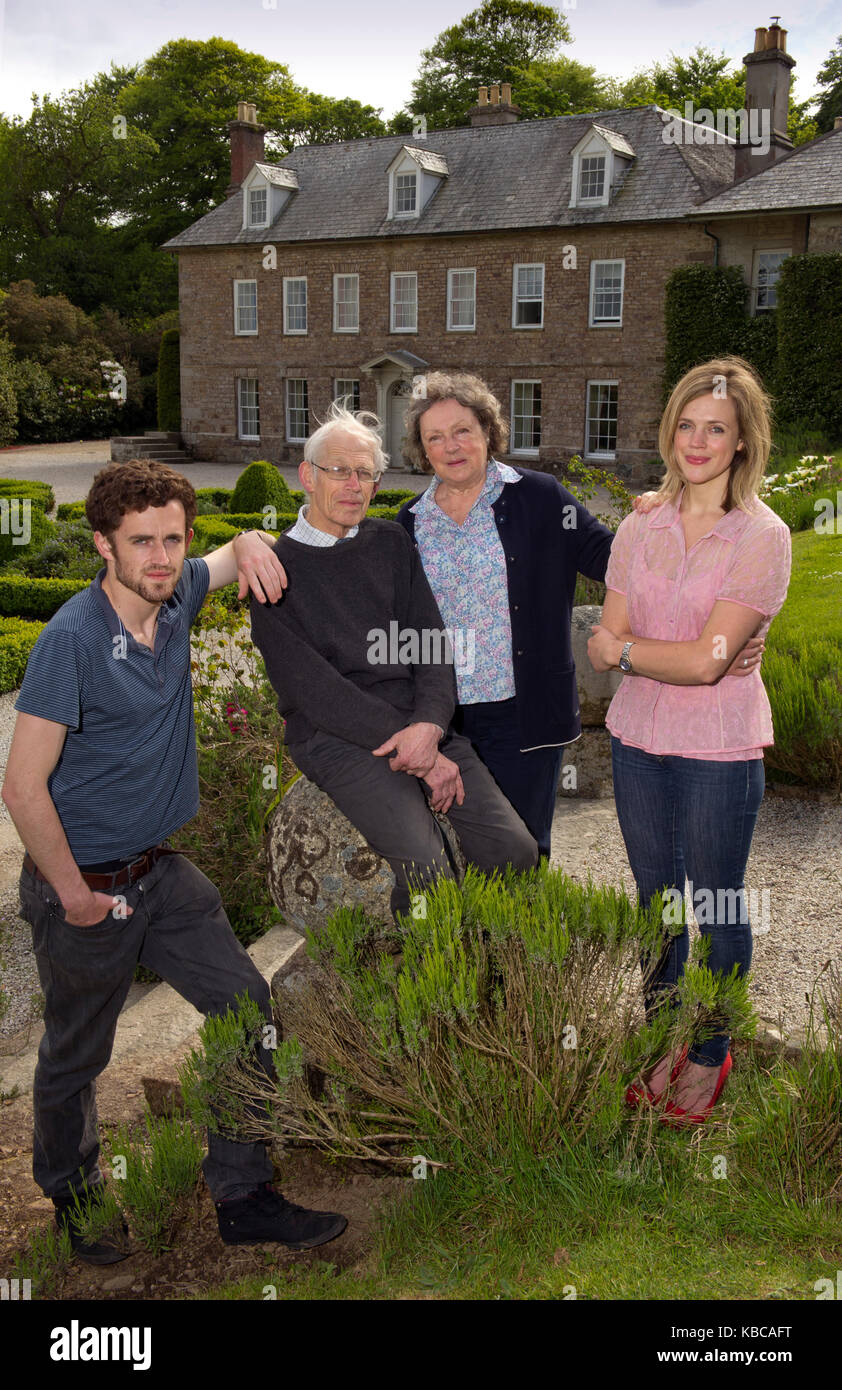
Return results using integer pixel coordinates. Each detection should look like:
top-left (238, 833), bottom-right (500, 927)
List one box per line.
top-left (249, 519), bottom-right (456, 751)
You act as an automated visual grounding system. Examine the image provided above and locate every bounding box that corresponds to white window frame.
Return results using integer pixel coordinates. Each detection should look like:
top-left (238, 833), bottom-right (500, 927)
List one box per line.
top-left (585, 380), bottom-right (619, 460)
top-left (510, 380), bottom-right (542, 456)
top-left (237, 379), bottom-right (259, 440)
top-left (589, 259), bottom-right (625, 327)
top-left (447, 268), bottom-right (476, 331)
top-left (752, 249), bottom-right (790, 314)
top-left (283, 277), bottom-right (307, 335)
top-left (390, 272), bottom-right (418, 333)
top-left (578, 153), bottom-right (607, 203)
top-left (247, 186), bottom-right (268, 229)
top-left (285, 379), bottom-right (309, 442)
top-left (394, 171), bottom-right (418, 217)
top-left (334, 378), bottom-right (361, 412)
top-left (512, 263), bottom-right (544, 329)
top-left (333, 274), bottom-right (359, 333)
top-left (233, 279), bottom-right (257, 336)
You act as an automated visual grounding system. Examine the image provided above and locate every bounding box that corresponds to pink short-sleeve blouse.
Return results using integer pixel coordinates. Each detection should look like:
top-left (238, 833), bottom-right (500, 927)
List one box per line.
top-left (604, 491), bottom-right (792, 760)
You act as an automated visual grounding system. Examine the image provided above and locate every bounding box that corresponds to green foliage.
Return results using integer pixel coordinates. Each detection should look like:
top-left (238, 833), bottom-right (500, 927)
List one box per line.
top-left (230, 460), bottom-right (295, 515)
top-left (182, 865), bottom-right (759, 1174)
top-left (663, 264), bottom-right (750, 397)
top-left (0, 617), bottom-right (47, 692)
top-left (0, 336), bottom-right (18, 446)
top-left (759, 455), bottom-right (842, 532)
top-left (814, 33), bottom-right (842, 134)
top-left (0, 477), bottom-right (54, 512)
top-left (172, 593), bottom-right (294, 945)
top-left (0, 508), bottom-right (54, 569)
top-left (103, 1112), bottom-right (204, 1255)
top-left (764, 530), bottom-right (842, 791)
top-left (190, 518), bottom-right (241, 551)
top-left (195, 487), bottom-right (233, 509)
top-left (775, 254), bottom-right (842, 435)
top-left (560, 455), bottom-right (636, 531)
top-left (406, 0), bottom-right (572, 129)
top-left (0, 576), bottom-right (89, 620)
top-left (8, 520), bottom-right (102, 581)
top-left (505, 56), bottom-right (612, 119)
top-left (12, 1219), bottom-right (73, 1297)
top-left (156, 328), bottom-right (181, 432)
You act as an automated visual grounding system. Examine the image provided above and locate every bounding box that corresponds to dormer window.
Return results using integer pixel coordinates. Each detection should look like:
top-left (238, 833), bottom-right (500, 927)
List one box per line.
top-left (248, 187), bottom-right (268, 228)
top-left (241, 162), bottom-right (299, 231)
top-left (578, 155), bottom-right (606, 202)
top-left (394, 173), bottom-right (417, 216)
top-left (569, 126), bottom-right (634, 210)
top-left (386, 146), bottom-right (448, 220)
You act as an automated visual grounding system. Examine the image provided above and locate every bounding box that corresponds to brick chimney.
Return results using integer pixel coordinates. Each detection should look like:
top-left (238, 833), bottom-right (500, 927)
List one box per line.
top-left (734, 20), bottom-right (795, 180)
top-left (469, 83), bottom-right (520, 127)
top-left (226, 101), bottom-right (267, 196)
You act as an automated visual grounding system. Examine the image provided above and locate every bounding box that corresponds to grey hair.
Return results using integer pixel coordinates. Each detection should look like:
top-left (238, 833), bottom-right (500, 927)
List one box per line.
top-left (303, 401), bottom-right (389, 478)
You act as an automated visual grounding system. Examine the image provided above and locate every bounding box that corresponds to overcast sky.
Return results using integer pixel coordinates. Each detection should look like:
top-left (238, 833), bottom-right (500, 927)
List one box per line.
top-left (0, 0), bottom-right (839, 122)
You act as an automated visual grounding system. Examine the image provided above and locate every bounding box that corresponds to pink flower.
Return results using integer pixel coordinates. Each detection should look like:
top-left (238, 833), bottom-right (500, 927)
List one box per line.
top-left (225, 702), bottom-right (248, 735)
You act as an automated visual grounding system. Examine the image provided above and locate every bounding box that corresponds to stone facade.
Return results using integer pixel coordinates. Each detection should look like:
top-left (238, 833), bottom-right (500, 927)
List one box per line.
top-left (176, 222), bottom-right (712, 482)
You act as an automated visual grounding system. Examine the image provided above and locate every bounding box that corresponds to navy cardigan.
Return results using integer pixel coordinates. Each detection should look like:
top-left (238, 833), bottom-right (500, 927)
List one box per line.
top-left (396, 466), bottom-right (615, 750)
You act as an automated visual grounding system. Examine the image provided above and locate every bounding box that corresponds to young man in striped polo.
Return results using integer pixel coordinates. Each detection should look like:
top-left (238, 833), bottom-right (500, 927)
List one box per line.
top-left (2, 459), bottom-right (348, 1263)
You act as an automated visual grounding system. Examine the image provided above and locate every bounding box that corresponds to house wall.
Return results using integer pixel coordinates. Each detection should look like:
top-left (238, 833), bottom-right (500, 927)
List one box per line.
top-left (176, 221), bottom-right (716, 480)
top-left (808, 211), bottom-right (842, 253)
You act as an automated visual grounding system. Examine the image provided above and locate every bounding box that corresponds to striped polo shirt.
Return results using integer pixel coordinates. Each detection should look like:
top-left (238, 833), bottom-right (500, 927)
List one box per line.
top-left (15, 558), bottom-right (210, 863)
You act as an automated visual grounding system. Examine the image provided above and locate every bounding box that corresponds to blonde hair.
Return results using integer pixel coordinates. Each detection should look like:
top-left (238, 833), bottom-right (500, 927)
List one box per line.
top-left (657, 357), bottom-right (772, 512)
top-left (403, 372), bottom-right (509, 473)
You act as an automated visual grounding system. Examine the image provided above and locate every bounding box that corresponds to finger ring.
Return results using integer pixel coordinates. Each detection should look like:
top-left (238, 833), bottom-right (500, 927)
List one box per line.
top-left (743, 658), bottom-right (748, 667)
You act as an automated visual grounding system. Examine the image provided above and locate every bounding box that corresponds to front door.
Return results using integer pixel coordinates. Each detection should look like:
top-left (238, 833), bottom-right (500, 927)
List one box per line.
top-left (388, 379), bottom-right (413, 471)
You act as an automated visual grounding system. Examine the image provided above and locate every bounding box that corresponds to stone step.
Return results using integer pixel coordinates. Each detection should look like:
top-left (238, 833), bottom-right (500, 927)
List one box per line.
top-left (0, 924), bottom-right (304, 1097)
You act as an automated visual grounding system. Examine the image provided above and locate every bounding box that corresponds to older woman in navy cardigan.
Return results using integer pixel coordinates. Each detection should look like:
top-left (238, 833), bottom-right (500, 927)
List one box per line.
top-left (395, 372), bottom-right (614, 860)
top-left (396, 371), bottom-right (762, 861)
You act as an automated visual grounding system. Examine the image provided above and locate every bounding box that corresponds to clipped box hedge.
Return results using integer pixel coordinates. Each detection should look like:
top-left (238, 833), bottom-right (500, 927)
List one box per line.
top-left (0, 478), bottom-right (55, 513)
top-left (0, 616), bottom-right (46, 692)
top-left (0, 574), bottom-right (90, 620)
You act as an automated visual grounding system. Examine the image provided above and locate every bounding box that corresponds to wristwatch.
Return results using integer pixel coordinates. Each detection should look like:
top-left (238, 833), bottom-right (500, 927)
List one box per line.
top-left (618, 641), bottom-right (635, 673)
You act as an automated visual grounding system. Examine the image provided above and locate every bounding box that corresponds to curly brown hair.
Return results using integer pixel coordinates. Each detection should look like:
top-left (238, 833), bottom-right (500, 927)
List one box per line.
top-left (403, 372), bottom-right (509, 472)
top-left (86, 460), bottom-right (197, 537)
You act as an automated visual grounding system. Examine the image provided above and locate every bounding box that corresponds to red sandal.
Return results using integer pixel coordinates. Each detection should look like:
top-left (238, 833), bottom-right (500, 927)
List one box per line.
top-left (661, 1051), bottom-right (733, 1126)
top-left (625, 1044), bottom-right (689, 1108)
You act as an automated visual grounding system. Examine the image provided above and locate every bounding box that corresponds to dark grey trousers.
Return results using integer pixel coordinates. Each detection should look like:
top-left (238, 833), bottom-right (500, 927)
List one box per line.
top-left (18, 853), bottom-right (274, 1204)
top-left (288, 727), bottom-right (539, 919)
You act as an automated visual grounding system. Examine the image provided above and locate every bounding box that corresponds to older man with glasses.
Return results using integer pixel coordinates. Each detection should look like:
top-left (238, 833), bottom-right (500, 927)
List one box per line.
top-left (250, 403), bottom-right (538, 923)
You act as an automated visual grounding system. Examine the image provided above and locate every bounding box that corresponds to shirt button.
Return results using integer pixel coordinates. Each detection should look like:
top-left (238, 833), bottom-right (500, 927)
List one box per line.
top-left (508, 555), bottom-right (516, 562)
top-left (517, 649), bottom-right (524, 655)
top-left (513, 604), bottom-right (519, 612)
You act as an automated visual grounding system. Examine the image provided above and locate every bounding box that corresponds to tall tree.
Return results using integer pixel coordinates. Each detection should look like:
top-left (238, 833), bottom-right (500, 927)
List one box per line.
top-left (404, 0), bottom-right (572, 129)
top-left (506, 57), bottom-right (612, 120)
top-left (814, 34), bottom-right (842, 133)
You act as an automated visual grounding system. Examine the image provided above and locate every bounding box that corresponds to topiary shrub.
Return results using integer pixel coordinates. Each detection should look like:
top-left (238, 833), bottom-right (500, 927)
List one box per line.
top-left (229, 461), bottom-right (294, 515)
top-left (0, 478), bottom-right (55, 512)
top-left (157, 328), bottom-right (181, 432)
top-left (775, 253), bottom-right (842, 435)
top-left (0, 616), bottom-right (46, 692)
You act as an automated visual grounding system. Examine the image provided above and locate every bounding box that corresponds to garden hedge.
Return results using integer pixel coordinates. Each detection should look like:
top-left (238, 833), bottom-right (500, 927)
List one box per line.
top-left (0, 616), bottom-right (45, 692)
top-left (0, 574), bottom-right (90, 620)
top-left (0, 478), bottom-right (55, 512)
top-left (775, 253), bottom-right (842, 435)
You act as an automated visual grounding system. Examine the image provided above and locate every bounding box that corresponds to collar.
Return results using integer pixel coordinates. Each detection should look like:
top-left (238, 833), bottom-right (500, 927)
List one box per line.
top-left (409, 458), bottom-right (522, 514)
top-left (287, 503), bottom-right (359, 545)
top-left (647, 488), bottom-right (755, 543)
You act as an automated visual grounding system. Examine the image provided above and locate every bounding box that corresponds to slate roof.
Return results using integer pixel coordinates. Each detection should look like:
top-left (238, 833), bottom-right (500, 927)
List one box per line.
top-left (589, 124), bottom-right (636, 158)
top-left (401, 146), bottom-right (449, 176)
top-left (163, 106), bottom-right (737, 251)
top-left (252, 162), bottom-right (299, 190)
top-left (690, 126), bottom-right (842, 216)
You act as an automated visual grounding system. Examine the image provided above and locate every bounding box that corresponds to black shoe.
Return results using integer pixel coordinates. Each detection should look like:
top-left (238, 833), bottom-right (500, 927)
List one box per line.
top-left (215, 1182), bottom-right (348, 1250)
top-left (53, 1184), bottom-right (131, 1266)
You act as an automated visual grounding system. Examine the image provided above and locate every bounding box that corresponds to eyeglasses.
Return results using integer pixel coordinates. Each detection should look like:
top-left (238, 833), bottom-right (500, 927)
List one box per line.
top-left (310, 462), bottom-right (382, 485)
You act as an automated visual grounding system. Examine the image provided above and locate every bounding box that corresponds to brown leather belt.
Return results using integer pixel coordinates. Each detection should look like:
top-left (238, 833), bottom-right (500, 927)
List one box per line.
top-left (23, 845), bottom-right (178, 892)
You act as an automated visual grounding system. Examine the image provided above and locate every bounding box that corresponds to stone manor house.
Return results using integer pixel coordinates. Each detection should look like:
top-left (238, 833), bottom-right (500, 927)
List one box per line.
top-left (164, 21), bottom-right (842, 480)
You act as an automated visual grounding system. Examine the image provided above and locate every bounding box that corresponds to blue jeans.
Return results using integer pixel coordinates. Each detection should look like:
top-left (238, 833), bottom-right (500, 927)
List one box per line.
top-left (610, 736), bottom-right (765, 1067)
top-left (454, 698), bottom-right (564, 861)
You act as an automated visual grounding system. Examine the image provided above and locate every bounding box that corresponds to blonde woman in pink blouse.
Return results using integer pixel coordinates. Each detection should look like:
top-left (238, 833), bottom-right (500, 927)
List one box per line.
top-left (588, 357), bottom-right (792, 1124)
